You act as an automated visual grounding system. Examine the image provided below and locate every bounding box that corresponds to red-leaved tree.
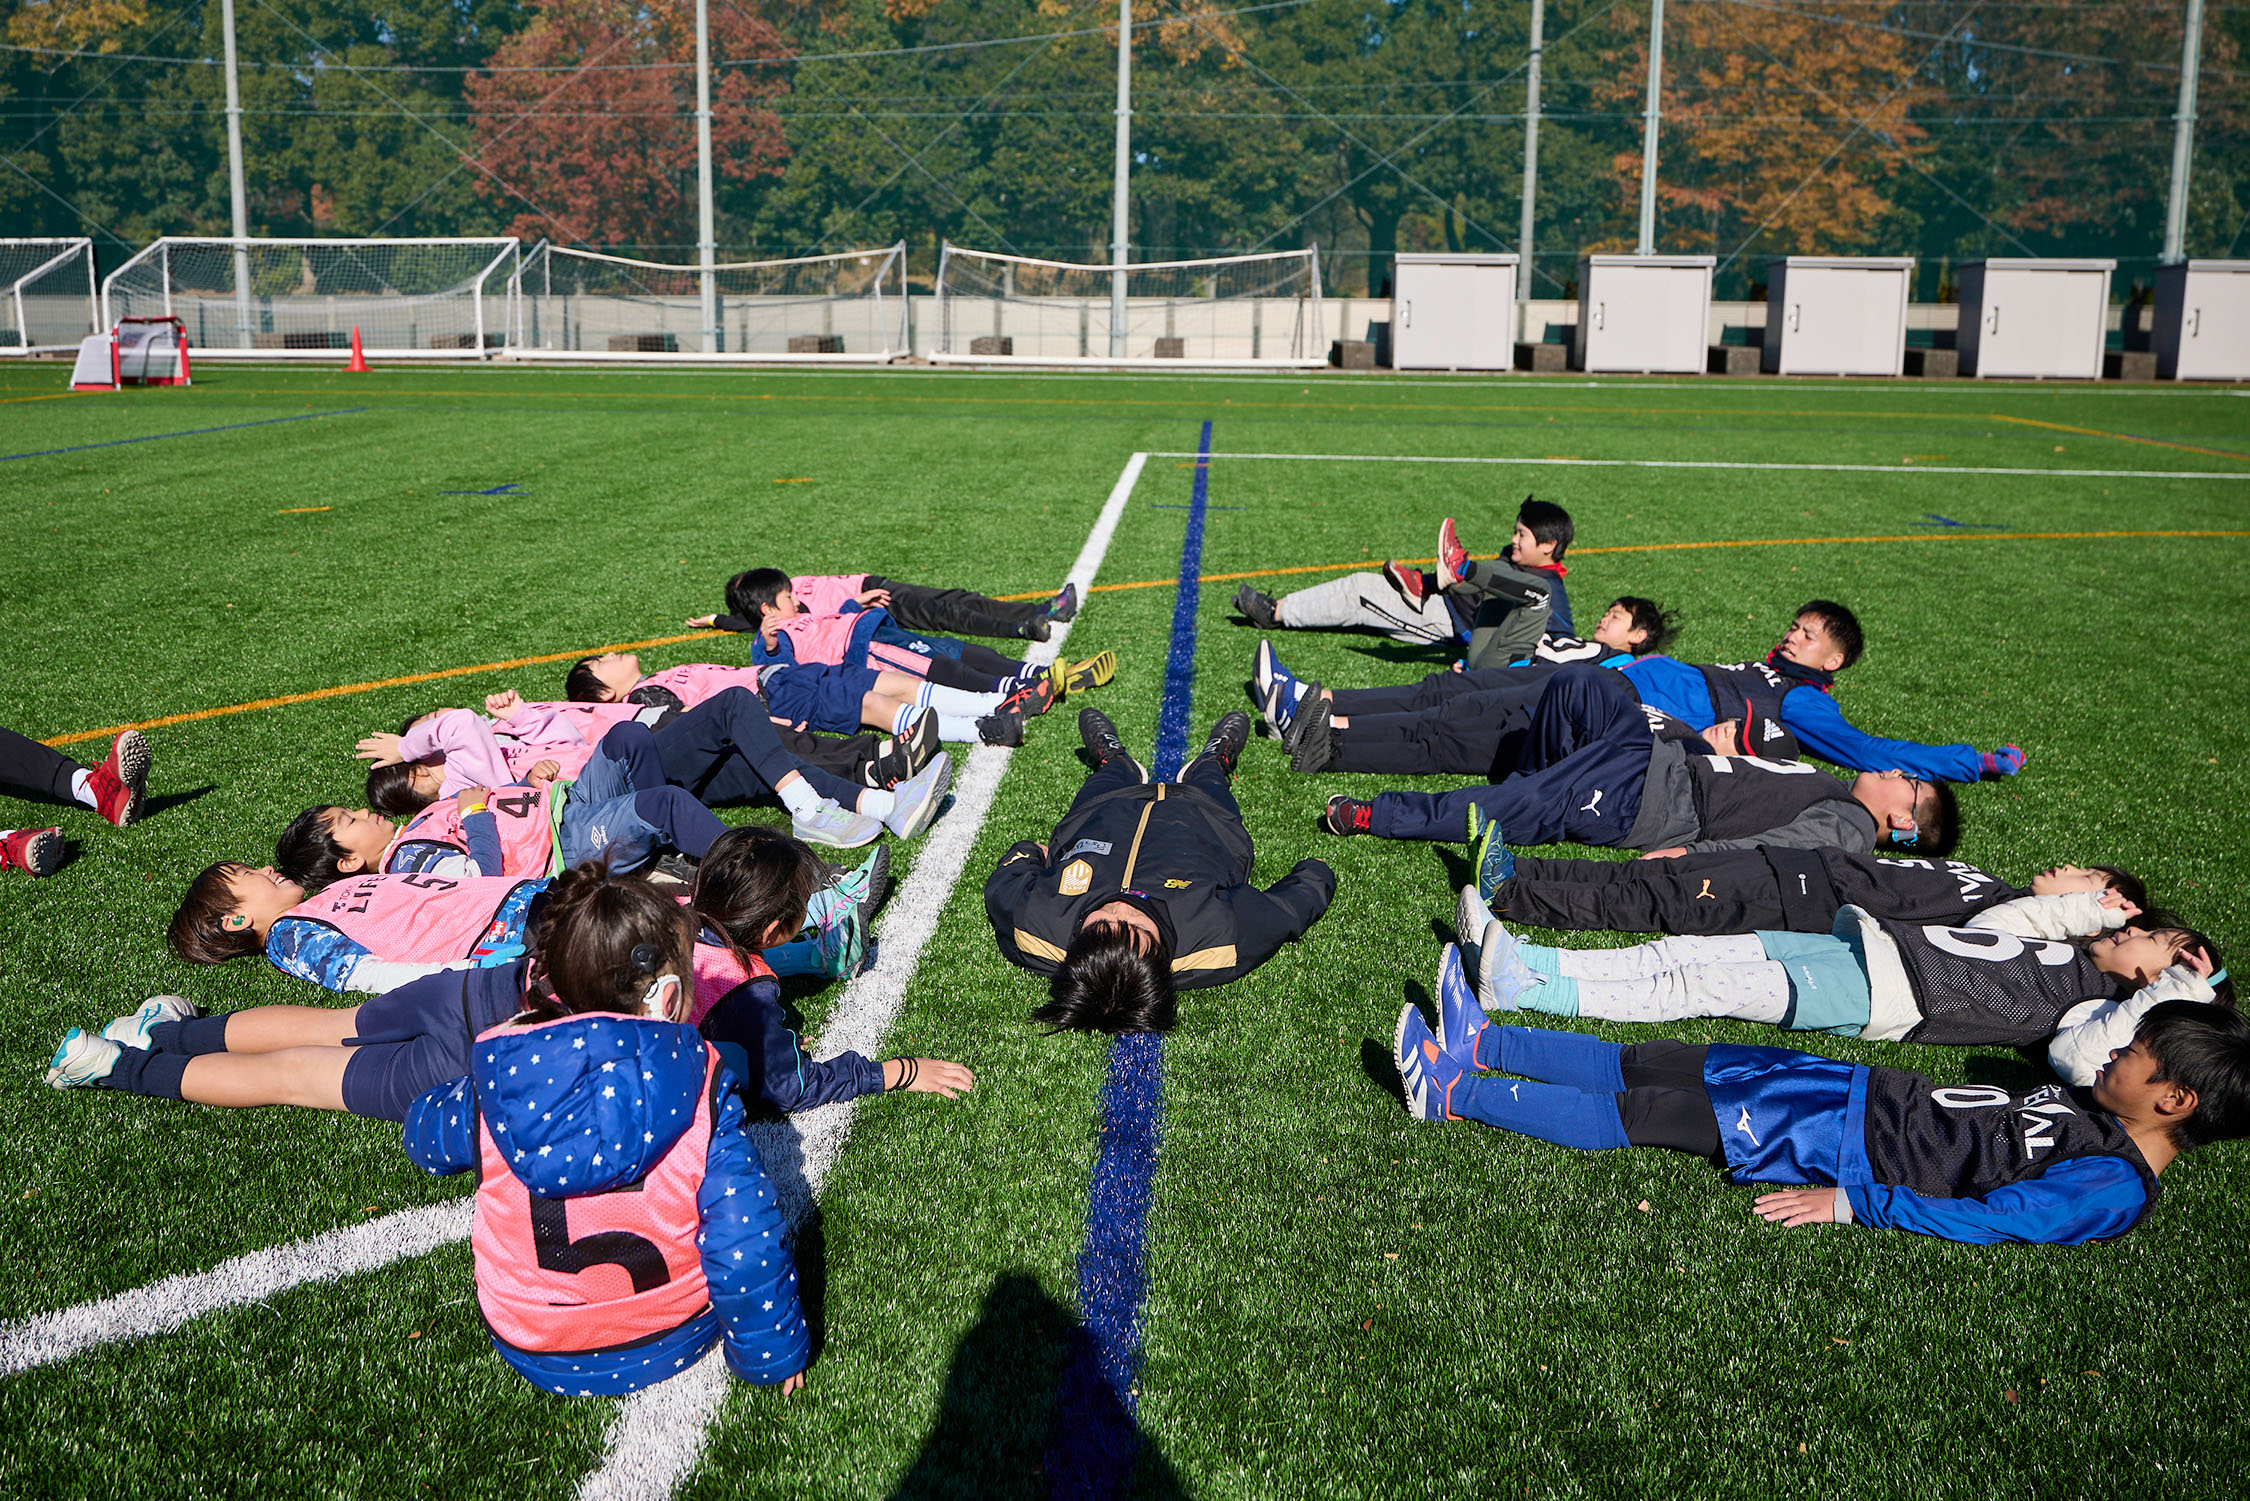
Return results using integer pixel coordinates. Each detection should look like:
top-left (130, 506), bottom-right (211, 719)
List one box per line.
top-left (466, 0), bottom-right (791, 250)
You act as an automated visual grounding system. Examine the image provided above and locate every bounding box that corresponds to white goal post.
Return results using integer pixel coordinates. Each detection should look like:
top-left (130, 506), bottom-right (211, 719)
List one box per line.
top-left (101, 238), bottom-right (518, 358)
top-left (507, 243), bottom-right (909, 362)
top-left (933, 244), bottom-right (1325, 368)
top-left (1, 238), bottom-right (98, 356)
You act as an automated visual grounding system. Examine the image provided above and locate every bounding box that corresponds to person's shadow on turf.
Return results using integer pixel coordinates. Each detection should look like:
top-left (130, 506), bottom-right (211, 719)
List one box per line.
top-left (888, 1272), bottom-right (1186, 1501)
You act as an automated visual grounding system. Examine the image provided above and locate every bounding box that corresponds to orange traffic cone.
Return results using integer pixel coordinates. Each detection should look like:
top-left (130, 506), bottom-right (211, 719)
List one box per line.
top-left (345, 325), bottom-right (370, 373)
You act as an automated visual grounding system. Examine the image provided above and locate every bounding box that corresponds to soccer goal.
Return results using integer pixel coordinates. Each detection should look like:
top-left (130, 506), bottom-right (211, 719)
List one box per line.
top-left (101, 238), bottom-right (519, 358)
top-left (933, 244), bottom-right (1325, 367)
top-left (509, 243), bottom-right (909, 361)
top-left (1, 238), bottom-right (98, 355)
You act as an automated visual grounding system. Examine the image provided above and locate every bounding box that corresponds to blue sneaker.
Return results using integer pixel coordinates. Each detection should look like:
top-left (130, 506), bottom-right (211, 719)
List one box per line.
top-left (1435, 943), bottom-right (1489, 1066)
top-left (1470, 809), bottom-right (1515, 904)
top-left (1475, 920), bottom-right (1540, 1012)
top-left (101, 994), bottom-right (198, 1051)
top-left (830, 843), bottom-right (890, 913)
top-left (45, 1028), bottom-right (121, 1089)
top-left (1394, 1004), bottom-right (1464, 1122)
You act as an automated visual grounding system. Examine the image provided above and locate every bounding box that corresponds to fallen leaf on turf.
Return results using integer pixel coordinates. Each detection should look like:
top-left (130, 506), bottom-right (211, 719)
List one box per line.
top-left (1384, 1252), bottom-right (1399, 1261)
top-left (1361, 1319), bottom-right (1372, 1331)
top-left (1830, 1338), bottom-right (1849, 1346)
top-left (1798, 1443), bottom-right (1806, 1454)
top-left (409, 1331), bottom-right (422, 1340)
top-left (2084, 1370), bottom-right (2100, 1377)
top-left (1636, 1200), bottom-right (1651, 1213)
top-left (2004, 1389), bottom-right (2017, 1403)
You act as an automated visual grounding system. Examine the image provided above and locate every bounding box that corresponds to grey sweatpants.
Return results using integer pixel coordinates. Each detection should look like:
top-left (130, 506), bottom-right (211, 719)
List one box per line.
top-left (1276, 571), bottom-right (1455, 645)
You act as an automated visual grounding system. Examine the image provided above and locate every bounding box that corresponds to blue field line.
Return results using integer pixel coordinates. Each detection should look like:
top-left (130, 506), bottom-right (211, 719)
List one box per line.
top-left (0, 407), bottom-right (367, 463)
top-left (1046, 421), bottom-right (1211, 1500)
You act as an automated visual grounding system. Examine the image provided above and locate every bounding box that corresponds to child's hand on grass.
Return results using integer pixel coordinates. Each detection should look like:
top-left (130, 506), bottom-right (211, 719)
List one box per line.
top-left (884, 1058), bottom-right (976, 1098)
top-left (527, 760), bottom-right (561, 786)
top-left (484, 689), bottom-right (523, 721)
top-left (1753, 1188), bottom-right (1840, 1227)
top-left (686, 614), bottom-right (717, 628)
top-left (356, 733), bottom-right (404, 766)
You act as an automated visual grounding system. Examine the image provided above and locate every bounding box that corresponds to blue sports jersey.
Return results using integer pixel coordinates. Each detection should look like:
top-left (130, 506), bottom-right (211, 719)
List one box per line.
top-left (1619, 659), bottom-right (1984, 781)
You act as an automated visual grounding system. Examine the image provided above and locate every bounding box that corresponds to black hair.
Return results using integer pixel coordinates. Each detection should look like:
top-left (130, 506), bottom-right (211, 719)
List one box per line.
top-left (1796, 599), bottom-right (1865, 670)
top-left (1516, 498), bottom-right (1574, 560)
top-left (2126, 912), bottom-right (2236, 1010)
top-left (564, 655), bottom-right (606, 703)
top-left (1906, 779), bottom-right (1960, 858)
top-left (520, 862), bottom-right (697, 1023)
top-left (1033, 919), bottom-right (1178, 1034)
top-left (2135, 999), bottom-right (2250, 1150)
top-left (367, 760), bottom-right (436, 818)
top-left (2094, 865), bottom-right (2149, 913)
top-left (725, 568), bottom-right (793, 620)
top-left (275, 805), bottom-right (356, 891)
top-left (1611, 596), bottom-right (1680, 656)
top-left (688, 824), bottom-right (826, 957)
top-left (168, 861), bottom-right (267, 964)
top-left (398, 708), bottom-right (447, 736)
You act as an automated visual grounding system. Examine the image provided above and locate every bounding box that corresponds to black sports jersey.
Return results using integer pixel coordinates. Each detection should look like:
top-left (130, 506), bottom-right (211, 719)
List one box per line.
top-left (1698, 660), bottom-right (1792, 729)
top-left (1825, 855), bottom-right (2026, 924)
top-left (1684, 755), bottom-right (1859, 842)
top-left (1880, 920), bottom-right (2117, 1046)
top-left (1861, 1072), bottom-right (2158, 1236)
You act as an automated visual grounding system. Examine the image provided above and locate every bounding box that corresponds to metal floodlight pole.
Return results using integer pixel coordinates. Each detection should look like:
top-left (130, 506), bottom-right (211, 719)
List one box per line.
top-left (220, 0), bottom-right (251, 337)
top-left (1109, 0), bottom-right (1133, 358)
top-left (2162, 0), bottom-right (2205, 264)
top-left (1518, 0), bottom-right (1545, 341)
top-left (1637, 0), bottom-right (1665, 255)
top-left (695, 0), bottom-right (718, 350)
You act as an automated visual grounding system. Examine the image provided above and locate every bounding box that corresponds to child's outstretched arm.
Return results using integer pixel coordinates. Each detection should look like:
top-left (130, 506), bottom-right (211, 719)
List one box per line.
top-left (2047, 951), bottom-right (2220, 1085)
top-left (698, 1066), bottom-right (810, 1390)
top-left (1967, 889), bottom-right (2134, 939)
top-left (1771, 1160), bottom-right (2150, 1245)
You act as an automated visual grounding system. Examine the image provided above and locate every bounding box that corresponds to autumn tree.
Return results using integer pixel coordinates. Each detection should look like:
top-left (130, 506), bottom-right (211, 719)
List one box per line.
top-left (466, 0), bottom-right (793, 249)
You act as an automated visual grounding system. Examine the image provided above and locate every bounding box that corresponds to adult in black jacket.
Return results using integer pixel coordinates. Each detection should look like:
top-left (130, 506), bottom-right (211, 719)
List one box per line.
top-left (986, 709), bottom-right (1336, 1032)
top-left (1487, 849), bottom-right (2144, 937)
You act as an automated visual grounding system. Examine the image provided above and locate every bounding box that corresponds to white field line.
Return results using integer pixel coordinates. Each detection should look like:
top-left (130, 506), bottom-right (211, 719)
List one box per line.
top-left (0, 1200), bottom-right (472, 1378)
top-left (0, 454), bottom-right (1153, 1414)
top-left (1144, 450), bottom-right (2250, 481)
top-left (574, 451), bottom-right (1149, 1501)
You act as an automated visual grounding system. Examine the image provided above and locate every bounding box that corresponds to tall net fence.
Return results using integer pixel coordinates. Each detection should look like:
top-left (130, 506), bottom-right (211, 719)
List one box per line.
top-left (933, 247), bottom-right (1324, 365)
top-left (102, 239), bottom-right (518, 356)
top-left (510, 244), bottom-right (908, 359)
top-left (1, 239), bottom-right (97, 354)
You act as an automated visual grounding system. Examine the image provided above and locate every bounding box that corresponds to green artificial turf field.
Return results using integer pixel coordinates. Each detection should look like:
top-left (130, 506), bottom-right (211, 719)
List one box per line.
top-left (1, 361), bottom-right (2247, 1498)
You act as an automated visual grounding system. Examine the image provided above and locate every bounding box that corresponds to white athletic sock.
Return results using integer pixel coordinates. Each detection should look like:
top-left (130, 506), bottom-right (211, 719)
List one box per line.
top-left (70, 769), bottom-right (97, 808)
top-left (776, 778), bottom-right (824, 818)
top-left (1573, 960), bottom-right (1792, 1025)
top-left (919, 684), bottom-right (1001, 717)
top-left (1555, 933), bottom-right (1766, 980)
top-left (891, 704), bottom-right (920, 737)
top-left (938, 713), bottom-right (983, 741)
top-left (856, 788), bottom-right (897, 818)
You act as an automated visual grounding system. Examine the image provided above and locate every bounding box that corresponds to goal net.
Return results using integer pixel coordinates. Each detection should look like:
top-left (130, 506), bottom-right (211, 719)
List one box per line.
top-left (933, 245), bottom-right (1324, 367)
top-left (511, 243), bottom-right (908, 360)
top-left (0, 238), bottom-right (98, 355)
top-left (102, 238), bottom-right (518, 357)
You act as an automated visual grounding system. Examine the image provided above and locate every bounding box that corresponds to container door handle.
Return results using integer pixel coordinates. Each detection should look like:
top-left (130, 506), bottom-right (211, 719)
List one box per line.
top-left (1401, 300), bottom-right (1411, 328)
top-left (1987, 305), bottom-right (2000, 335)
top-left (1594, 301), bottom-right (1606, 331)
top-left (2189, 307), bottom-right (2200, 337)
top-left (1790, 302), bottom-right (1802, 333)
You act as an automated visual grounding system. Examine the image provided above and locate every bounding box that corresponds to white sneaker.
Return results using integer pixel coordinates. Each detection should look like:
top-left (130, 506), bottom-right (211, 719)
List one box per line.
top-left (46, 1028), bottom-right (122, 1089)
top-left (884, 753), bottom-right (953, 839)
top-left (1454, 886), bottom-right (1488, 969)
top-left (791, 800), bottom-right (886, 850)
top-left (102, 994), bottom-right (199, 1051)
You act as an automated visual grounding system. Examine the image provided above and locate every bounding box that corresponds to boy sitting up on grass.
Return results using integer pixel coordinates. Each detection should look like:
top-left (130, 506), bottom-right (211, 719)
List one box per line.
top-left (1234, 499), bottom-right (1575, 668)
top-left (1396, 942), bottom-right (2250, 1244)
top-left (695, 567), bottom-right (1077, 644)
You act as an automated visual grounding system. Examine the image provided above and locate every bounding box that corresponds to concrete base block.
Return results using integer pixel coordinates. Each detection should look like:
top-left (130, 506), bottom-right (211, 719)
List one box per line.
top-left (1514, 341), bottom-right (1567, 372)
top-left (1904, 347), bottom-right (1959, 378)
top-left (1706, 344), bottom-right (1759, 376)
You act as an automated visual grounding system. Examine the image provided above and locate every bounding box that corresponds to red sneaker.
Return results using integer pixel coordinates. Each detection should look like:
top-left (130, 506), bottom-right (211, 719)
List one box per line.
top-left (0, 827), bottom-right (63, 876)
top-left (1381, 560), bottom-right (1428, 606)
top-left (1437, 517), bottom-right (1469, 582)
top-left (998, 673), bottom-right (1057, 719)
top-left (86, 730), bottom-right (151, 828)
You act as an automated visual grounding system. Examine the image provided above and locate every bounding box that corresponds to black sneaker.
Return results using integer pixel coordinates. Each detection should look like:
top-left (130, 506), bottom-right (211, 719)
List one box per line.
top-left (1322, 794), bottom-right (1373, 836)
top-left (1019, 615), bottom-right (1054, 643)
top-left (1185, 711), bottom-right (1252, 780)
top-left (863, 727), bottom-right (917, 789)
top-left (978, 708), bottom-right (1027, 748)
top-left (1233, 582), bottom-right (1278, 630)
top-left (1078, 707), bottom-right (1144, 779)
top-left (1048, 583), bottom-right (1079, 623)
top-left (1284, 695), bottom-right (1334, 773)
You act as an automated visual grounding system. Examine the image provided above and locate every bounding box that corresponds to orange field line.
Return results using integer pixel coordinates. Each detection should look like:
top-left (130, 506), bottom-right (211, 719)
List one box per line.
top-left (1986, 412), bottom-right (2250, 464)
top-left (42, 630), bottom-right (724, 747)
top-left (45, 527), bottom-right (2250, 745)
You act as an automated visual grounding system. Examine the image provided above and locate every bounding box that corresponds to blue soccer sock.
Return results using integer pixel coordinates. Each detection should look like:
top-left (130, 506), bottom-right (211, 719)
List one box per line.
top-left (1519, 943), bottom-right (1564, 978)
top-left (1472, 1023), bottom-right (1626, 1091)
top-left (1516, 974), bottom-right (1580, 1017)
top-left (148, 1015), bottom-right (232, 1056)
top-left (764, 940), bottom-right (824, 978)
top-left (1451, 1074), bottom-right (1630, 1149)
top-left (101, 1046), bottom-right (190, 1099)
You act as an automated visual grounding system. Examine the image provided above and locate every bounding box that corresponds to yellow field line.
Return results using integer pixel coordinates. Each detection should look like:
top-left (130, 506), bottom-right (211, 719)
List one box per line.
top-left (42, 630), bottom-right (724, 747)
top-left (1986, 412), bottom-right (2250, 463)
top-left (43, 526), bottom-right (2250, 746)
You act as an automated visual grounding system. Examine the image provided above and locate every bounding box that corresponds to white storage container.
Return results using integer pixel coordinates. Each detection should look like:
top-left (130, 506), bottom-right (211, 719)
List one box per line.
top-left (1761, 257), bottom-right (1913, 376)
top-left (1575, 255), bottom-right (1715, 374)
top-left (1389, 253), bottom-right (1519, 371)
top-left (1956, 259), bottom-right (2114, 379)
top-left (2153, 260), bottom-right (2250, 380)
